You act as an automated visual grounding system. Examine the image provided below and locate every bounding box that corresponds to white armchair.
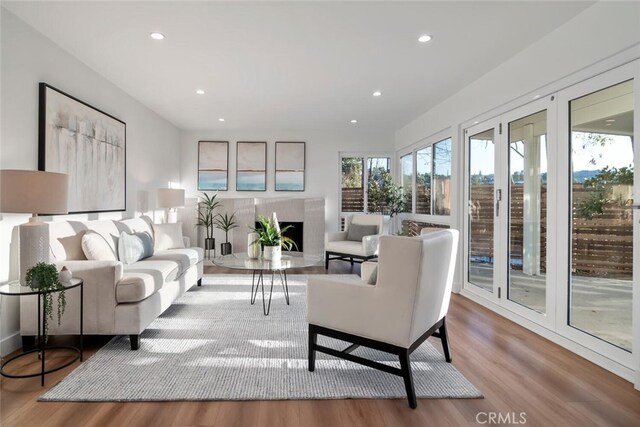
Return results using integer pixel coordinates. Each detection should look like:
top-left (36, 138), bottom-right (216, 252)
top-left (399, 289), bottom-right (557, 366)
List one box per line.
top-left (308, 229), bottom-right (459, 408)
top-left (325, 213), bottom-right (384, 269)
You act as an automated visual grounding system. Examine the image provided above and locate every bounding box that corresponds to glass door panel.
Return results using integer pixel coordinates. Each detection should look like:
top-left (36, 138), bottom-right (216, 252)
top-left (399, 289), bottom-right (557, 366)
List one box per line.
top-left (468, 129), bottom-right (496, 292)
top-left (508, 110), bottom-right (548, 313)
top-left (569, 79), bottom-right (634, 351)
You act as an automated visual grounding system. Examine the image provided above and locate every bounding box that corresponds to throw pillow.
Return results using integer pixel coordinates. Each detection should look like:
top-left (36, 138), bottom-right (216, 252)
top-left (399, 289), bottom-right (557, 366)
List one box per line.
top-left (118, 231), bottom-right (154, 265)
top-left (346, 223), bottom-right (378, 242)
top-left (81, 231), bottom-right (118, 261)
top-left (367, 265), bottom-right (378, 285)
top-left (153, 222), bottom-right (186, 251)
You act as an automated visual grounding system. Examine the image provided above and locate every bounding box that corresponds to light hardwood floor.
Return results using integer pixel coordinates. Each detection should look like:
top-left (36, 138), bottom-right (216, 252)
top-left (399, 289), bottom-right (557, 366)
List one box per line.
top-left (1, 262), bottom-right (640, 426)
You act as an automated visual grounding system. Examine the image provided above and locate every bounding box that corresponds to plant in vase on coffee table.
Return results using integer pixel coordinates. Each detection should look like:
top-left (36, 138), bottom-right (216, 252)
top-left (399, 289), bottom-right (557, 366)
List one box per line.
top-left (251, 213), bottom-right (297, 260)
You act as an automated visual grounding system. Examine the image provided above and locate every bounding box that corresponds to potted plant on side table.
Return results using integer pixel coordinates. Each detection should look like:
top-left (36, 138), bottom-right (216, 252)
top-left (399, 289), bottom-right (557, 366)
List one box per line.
top-left (197, 192), bottom-right (220, 259)
top-left (214, 211), bottom-right (238, 255)
top-left (251, 213), bottom-right (297, 261)
top-left (25, 262), bottom-right (67, 343)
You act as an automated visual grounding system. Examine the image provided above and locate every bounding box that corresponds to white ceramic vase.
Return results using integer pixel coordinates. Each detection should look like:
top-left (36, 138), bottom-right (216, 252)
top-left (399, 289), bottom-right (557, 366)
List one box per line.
top-left (58, 266), bottom-right (72, 284)
top-left (263, 245), bottom-right (281, 261)
top-left (247, 232), bottom-right (260, 259)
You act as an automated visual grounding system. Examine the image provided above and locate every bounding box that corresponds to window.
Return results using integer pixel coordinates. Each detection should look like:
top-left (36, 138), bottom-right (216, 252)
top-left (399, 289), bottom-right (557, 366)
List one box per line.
top-left (433, 138), bottom-right (452, 215)
top-left (400, 153), bottom-right (413, 213)
top-left (340, 154), bottom-right (391, 215)
top-left (416, 147), bottom-right (432, 214)
top-left (407, 137), bottom-right (452, 215)
top-left (341, 157), bottom-right (364, 212)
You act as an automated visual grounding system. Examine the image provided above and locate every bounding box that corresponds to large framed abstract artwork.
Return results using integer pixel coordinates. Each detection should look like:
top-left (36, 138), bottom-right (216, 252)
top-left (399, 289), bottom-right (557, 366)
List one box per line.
top-left (275, 141), bottom-right (305, 191)
top-left (236, 141), bottom-right (266, 191)
top-left (38, 83), bottom-right (126, 213)
top-left (198, 141), bottom-right (229, 191)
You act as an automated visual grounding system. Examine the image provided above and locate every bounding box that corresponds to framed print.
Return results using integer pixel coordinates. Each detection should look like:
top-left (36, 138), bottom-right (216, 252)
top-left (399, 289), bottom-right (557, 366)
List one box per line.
top-left (38, 83), bottom-right (126, 213)
top-left (198, 141), bottom-right (229, 191)
top-left (236, 141), bottom-right (266, 191)
top-left (275, 141), bottom-right (305, 191)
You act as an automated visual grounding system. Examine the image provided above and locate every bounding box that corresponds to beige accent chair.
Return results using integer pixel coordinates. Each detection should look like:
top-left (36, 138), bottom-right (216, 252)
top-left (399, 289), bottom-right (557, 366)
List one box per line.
top-left (308, 229), bottom-right (459, 408)
top-left (324, 213), bottom-right (384, 269)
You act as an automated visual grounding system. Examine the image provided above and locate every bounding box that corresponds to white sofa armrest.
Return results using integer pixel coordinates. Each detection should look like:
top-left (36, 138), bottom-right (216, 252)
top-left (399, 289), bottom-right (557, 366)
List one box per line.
top-left (325, 231), bottom-right (348, 245)
top-left (21, 260), bottom-right (124, 336)
top-left (362, 234), bottom-right (380, 256)
top-left (183, 236), bottom-right (191, 247)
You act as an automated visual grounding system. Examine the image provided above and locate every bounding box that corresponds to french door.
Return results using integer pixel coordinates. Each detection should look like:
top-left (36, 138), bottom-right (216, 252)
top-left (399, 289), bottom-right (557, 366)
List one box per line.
top-left (464, 97), bottom-right (556, 327)
top-left (464, 61), bottom-right (638, 370)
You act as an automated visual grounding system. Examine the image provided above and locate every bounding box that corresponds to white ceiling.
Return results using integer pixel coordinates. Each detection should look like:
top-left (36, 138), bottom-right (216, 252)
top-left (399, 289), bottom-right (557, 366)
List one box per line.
top-left (4, 1), bottom-right (594, 132)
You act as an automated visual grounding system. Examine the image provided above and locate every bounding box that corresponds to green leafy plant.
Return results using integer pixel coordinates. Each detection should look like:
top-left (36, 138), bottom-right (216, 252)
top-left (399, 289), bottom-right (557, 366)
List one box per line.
top-left (196, 192), bottom-right (221, 240)
top-left (213, 211), bottom-right (238, 243)
top-left (367, 169), bottom-right (406, 217)
top-left (25, 262), bottom-right (66, 343)
top-left (250, 215), bottom-right (297, 250)
top-left (577, 165), bottom-right (634, 219)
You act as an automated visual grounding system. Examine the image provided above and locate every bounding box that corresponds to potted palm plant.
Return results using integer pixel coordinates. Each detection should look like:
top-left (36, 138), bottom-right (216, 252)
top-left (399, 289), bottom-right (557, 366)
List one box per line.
top-left (214, 211), bottom-right (238, 255)
top-left (251, 213), bottom-right (297, 260)
top-left (197, 192), bottom-right (220, 258)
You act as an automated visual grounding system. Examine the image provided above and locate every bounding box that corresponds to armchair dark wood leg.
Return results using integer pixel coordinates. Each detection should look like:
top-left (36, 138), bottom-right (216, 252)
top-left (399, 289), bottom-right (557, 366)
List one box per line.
top-left (439, 317), bottom-right (452, 363)
top-left (21, 335), bottom-right (35, 351)
top-left (350, 257), bottom-right (354, 266)
top-left (325, 253), bottom-right (329, 270)
top-left (130, 334), bottom-right (140, 350)
top-left (197, 278), bottom-right (202, 287)
top-left (399, 349), bottom-right (417, 409)
top-left (308, 325), bottom-right (318, 372)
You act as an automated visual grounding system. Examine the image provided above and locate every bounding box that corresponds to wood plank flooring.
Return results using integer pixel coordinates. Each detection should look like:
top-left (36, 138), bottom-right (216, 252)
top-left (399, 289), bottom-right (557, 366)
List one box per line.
top-left (1, 261), bottom-right (639, 426)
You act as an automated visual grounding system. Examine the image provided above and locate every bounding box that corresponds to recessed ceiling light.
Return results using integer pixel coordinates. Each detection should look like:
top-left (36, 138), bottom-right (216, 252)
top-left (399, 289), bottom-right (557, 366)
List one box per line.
top-left (533, 95), bottom-right (541, 99)
top-left (350, 119), bottom-right (358, 124)
top-left (605, 119), bottom-right (616, 122)
top-left (473, 121), bottom-right (479, 125)
top-left (373, 91), bottom-right (382, 97)
top-left (196, 89), bottom-right (205, 95)
top-left (605, 123), bottom-right (612, 126)
top-left (418, 35), bottom-right (432, 43)
top-left (218, 118), bottom-right (225, 122)
top-left (150, 32), bottom-right (165, 40)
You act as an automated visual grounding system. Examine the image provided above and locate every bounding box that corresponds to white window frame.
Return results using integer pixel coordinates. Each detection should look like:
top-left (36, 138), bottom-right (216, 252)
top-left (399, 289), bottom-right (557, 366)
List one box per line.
top-left (397, 128), bottom-right (454, 225)
top-left (338, 151), bottom-right (394, 224)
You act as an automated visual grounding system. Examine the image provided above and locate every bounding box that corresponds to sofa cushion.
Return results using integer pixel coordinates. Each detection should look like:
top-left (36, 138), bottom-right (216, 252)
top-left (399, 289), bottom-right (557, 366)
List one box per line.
top-left (82, 231), bottom-right (118, 261)
top-left (153, 223), bottom-right (186, 251)
top-left (346, 224), bottom-right (378, 242)
top-left (148, 247), bottom-right (204, 277)
top-left (118, 231), bottom-right (154, 265)
top-left (116, 260), bottom-right (180, 303)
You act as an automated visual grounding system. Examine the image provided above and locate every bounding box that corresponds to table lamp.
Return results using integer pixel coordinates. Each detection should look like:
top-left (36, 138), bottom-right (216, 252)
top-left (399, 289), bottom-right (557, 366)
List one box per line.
top-left (0, 170), bottom-right (69, 285)
top-left (157, 188), bottom-right (185, 223)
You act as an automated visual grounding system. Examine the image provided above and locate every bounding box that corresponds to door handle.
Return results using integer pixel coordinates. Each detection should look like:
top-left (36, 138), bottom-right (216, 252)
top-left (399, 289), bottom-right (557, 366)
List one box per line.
top-left (495, 189), bottom-right (502, 217)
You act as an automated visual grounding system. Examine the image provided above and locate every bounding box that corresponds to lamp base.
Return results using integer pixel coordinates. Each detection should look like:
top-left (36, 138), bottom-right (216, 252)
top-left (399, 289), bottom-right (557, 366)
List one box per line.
top-left (19, 217), bottom-right (50, 286)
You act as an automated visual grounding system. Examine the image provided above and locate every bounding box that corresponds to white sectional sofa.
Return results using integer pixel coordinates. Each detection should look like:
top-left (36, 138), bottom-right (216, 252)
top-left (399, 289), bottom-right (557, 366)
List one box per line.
top-left (20, 216), bottom-right (203, 350)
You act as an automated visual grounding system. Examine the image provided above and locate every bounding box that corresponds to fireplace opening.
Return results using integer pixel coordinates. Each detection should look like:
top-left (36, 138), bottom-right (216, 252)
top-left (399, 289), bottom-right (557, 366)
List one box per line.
top-left (255, 221), bottom-right (303, 252)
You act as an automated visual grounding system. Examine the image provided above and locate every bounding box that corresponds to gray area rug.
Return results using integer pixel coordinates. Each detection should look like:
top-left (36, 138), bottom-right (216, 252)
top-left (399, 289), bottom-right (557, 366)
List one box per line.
top-left (40, 274), bottom-right (482, 402)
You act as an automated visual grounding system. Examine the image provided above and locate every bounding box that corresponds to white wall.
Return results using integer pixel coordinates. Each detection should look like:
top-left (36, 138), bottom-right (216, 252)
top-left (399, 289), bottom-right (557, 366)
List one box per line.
top-left (179, 129), bottom-right (392, 245)
top-left (0, 10), bottom-right (182, 355)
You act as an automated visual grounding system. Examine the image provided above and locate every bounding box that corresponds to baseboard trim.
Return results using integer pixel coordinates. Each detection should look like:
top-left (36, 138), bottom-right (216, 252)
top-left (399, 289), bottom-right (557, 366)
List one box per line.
top-left (0, 331), bottom-right (21, 357)
top-left (459, 290), bottom-right (635, 383)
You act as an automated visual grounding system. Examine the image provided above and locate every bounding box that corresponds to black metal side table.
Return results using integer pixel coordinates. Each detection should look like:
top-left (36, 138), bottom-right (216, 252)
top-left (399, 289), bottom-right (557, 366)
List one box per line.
top-left (0, 278), bottom-right (83, 386)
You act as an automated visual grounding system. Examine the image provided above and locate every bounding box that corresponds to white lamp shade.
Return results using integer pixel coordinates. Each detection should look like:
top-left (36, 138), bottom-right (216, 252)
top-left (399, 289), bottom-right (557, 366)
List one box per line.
top-left (157, 188), bottom-right (185, 208)
top-left (0, 170), bottom-right (69, 215)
